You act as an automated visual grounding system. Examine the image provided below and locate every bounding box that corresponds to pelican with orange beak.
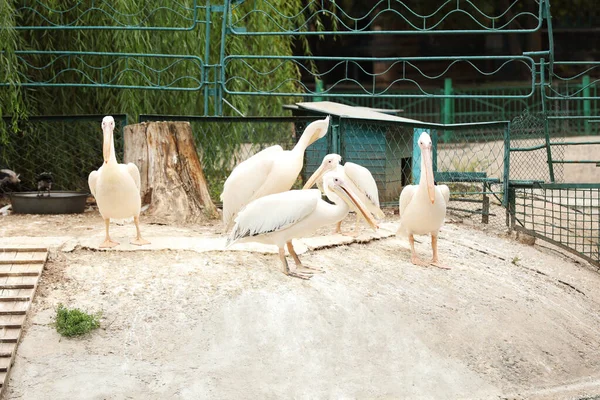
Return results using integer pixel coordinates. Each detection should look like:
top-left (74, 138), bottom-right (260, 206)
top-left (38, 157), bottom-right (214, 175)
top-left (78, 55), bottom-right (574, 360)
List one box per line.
top-left (88, 116), bottom-right (150, 248)
top-left (303, 154), bottom-right (384, 235)
top-left (397, 132), bottom-right (450, 269)
top-left (227, 171), bottom-right (378, 280)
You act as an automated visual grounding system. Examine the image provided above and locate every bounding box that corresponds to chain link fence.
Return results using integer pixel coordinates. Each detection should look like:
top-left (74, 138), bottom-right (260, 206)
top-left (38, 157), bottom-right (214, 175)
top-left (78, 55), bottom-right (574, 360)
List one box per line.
top-left (332, 117), bottom-right (509, 228)
top-left (0, 115), bottom-right (126, 195)
top-left (509, 183), bottom-right (600, 268)
top-left (506, 108), bottom-right (600, 267)
top-left (2, 114), bottom-right (511, 229)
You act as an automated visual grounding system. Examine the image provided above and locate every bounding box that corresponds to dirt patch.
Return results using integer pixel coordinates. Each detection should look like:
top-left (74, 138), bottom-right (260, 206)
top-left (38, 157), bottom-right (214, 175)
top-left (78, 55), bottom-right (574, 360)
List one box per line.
top-left (2, 212), bottom-right (600, 399)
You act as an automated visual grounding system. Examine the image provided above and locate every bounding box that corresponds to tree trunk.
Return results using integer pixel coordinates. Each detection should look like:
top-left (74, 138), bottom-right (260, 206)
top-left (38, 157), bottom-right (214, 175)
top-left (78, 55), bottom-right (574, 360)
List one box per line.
top-left (124, 121), bottom-right (219, 224)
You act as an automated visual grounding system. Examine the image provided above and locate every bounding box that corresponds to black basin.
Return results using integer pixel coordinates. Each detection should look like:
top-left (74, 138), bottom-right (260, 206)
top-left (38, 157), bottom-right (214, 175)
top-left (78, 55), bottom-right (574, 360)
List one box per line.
top-left (10, 191), bottom-right (89, 214)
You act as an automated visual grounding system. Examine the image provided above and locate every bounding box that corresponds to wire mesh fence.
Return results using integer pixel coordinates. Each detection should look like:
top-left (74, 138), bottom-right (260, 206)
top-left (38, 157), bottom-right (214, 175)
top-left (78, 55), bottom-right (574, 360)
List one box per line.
top-left (333, 117), bottom-right (509, 228)
top-left (0, 115), bottom-right (126, 194)
top-left (508, 110), bottom-right (562, 184)
top-left (509, 183), bottom-right (600, 268)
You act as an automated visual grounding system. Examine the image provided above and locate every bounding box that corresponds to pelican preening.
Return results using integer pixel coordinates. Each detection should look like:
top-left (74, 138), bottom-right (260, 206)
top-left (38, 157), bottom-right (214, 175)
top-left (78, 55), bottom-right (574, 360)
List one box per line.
top-left (303, 154), bottom-right (385, 235)
top-left (398, 132), bottom-right (450, 269)
top-left (221, 116), bottom-right (330, 231)
top-left (88, 116), bottom-right (150, 248)
top-left (226, 171), bottom-right (379, 280)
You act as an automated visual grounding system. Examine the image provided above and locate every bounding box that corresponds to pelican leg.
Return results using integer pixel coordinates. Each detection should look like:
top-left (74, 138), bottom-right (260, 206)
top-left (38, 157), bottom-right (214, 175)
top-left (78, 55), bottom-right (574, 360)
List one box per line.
top-left (430, 234), bottom-right (451, 270)
top-left (333, 221), bottom-right (342, 234)
top-left (408, 234), bottom-right (427, 267)
top-left (349, 213), bottom-right (361, 237)
top-left (287, 242), bottom-right (324, 273)
top-left (279, 247), bottom-right (312, 280)
top-left (99, 218), bottom-right (119, 248)
top-left (339, 215), bottom-right (360, 237)
top-left (130, 216), bottom-right (151, 246)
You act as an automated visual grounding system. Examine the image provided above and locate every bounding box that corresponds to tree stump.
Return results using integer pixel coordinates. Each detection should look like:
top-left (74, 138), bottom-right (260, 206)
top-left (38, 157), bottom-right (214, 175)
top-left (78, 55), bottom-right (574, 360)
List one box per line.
top-left (124, 121), bottom-right (219, 224)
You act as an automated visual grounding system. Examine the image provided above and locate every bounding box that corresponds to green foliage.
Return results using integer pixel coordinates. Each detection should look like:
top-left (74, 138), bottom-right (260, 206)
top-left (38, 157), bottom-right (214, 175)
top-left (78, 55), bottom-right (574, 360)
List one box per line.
top-left (55, 303), bottom-right (102, 337)
top-left (0, 0), bottom-right (326, 122)
top-left (0, 0), bottom-right (27, 143)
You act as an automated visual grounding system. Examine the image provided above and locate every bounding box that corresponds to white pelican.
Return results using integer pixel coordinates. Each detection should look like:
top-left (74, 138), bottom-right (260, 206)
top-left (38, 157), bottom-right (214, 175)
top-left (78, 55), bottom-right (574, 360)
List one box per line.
top-left (397, 132), bottom-right (450, 269)
top-left (221, 117), bottom-right (330, 231)
top-left (226, 171), bottom-right (378, 280)
top-left (303, 154), bottom-right (385, 235)
top-left (88, 116), bottom-right (150, 248)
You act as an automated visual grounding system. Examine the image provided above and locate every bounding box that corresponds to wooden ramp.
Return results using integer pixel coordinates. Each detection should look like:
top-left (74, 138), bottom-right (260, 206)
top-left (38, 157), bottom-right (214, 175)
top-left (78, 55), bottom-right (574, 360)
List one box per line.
top-left (0, 247), bottom-right (47, 393)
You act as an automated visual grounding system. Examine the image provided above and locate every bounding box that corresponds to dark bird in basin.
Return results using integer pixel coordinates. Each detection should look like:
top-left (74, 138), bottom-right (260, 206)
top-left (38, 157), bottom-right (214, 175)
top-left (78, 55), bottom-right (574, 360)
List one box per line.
top-left (37, 172), bottom-right (53, 197)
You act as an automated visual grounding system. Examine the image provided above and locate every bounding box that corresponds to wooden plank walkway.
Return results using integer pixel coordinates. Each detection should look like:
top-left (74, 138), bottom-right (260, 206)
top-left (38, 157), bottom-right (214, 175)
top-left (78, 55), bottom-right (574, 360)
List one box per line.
top-left (0, 247), bottom-right (47, 393)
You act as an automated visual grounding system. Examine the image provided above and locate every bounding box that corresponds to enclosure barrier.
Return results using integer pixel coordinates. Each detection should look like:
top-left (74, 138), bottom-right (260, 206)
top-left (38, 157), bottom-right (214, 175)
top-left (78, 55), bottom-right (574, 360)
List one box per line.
top-left (0, 115), bottom-right (127, 193)
top-left (508, 182), bottom-right (600, 268)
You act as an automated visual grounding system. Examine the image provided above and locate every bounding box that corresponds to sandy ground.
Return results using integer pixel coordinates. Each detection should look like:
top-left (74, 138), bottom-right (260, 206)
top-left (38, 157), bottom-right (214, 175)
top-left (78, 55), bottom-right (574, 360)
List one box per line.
top-left (2, 209), bottom-right (600, 399)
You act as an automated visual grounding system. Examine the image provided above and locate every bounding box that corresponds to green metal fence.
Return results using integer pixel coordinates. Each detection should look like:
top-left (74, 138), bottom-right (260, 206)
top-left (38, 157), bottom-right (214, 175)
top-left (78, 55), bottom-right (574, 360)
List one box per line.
top-left (506, 111), bottom-right (600, 267)
top-left (0, 115), bottom-right (126, 193)
top-left (508, 182), bottom-right (600, 269)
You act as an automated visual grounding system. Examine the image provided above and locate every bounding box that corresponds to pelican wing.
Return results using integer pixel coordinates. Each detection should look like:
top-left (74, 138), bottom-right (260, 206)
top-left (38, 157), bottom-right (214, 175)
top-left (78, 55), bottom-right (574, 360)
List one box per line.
top-left (221, 145), bottom-right (283, 229)
top-left (398, 185), bottom-right (417, 217)
top-left (88, 169), bottom-right (100, 197)
top-left (438, 184), bottom-right (450, 205)
top-left (344, 162), bottom-right (384, 218)
top-left (227, 189), bottom-right (321, 247)
top-left (124, 162), bottom-right (141, 191)
top-left (397, 184), bottom-right (417, 236)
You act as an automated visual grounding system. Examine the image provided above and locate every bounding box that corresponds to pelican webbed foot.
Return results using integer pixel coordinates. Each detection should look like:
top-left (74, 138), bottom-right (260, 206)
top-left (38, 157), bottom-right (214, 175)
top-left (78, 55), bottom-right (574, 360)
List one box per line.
top-left (430, 235), bottom-right (450, 269)
top-left (130, 237), bottom-right (151, 246)
top-left (410, 255), bottom-right (429, 267)
top-left (341, 230), bottom-right (359, 238)
top-left (280, 246), bottom-right (313, 280)
top-left (100, 218), bottom-right (119, 248)
top-left (430, 261), bottom-right (451, 270)
top-left (408, 234), bottom-right (428, 267)
top-left (131, 216), bottom-right (150, 246)
top-left (99, 239), bottom-right (119, 248)
top-left (287, 242), bottom-right (324, 273)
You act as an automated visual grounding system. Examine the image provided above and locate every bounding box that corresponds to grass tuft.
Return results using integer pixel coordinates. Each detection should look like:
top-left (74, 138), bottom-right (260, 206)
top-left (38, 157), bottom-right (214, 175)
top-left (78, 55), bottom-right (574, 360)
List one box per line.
top-left (55, 303), bottom-right (101, 337)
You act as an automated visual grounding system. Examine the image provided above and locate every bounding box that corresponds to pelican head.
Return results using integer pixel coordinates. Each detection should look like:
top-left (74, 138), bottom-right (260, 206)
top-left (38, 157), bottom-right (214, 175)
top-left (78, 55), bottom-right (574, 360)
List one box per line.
top-left (302, 153), bottom-right (341, 190)
top-left (418, 132), bottom-right (435, 204)
top-left (101, 116), bottom-right (115, 164)
top-left (323, 171), bottom-right (378, 231)
top-left (305, 116), bottom-right (330, 146)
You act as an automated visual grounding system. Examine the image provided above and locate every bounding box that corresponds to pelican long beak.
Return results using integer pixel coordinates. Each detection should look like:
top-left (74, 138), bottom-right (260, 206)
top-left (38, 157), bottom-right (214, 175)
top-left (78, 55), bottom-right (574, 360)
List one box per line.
top-left (102, 125), bottom-right (112, 164)
top-left (303, 163), bottom-right (330, 190)
top-left (422, 146), bottom-right (435, 204)
top-left (331, 182), bottom-right (379, 231)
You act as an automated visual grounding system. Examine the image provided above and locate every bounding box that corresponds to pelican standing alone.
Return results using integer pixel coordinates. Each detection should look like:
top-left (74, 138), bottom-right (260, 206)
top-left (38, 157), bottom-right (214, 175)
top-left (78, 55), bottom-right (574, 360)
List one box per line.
top-left (303, 154), bottom-right (385, 235)
top-left (88, 116), bottom-right (150, 248)
top-left (398, 132), bottom-right (450, 269)
top-left (221, 117), bottom-right (330, 231)
top-left (226, 171), bottom-right (378, 280)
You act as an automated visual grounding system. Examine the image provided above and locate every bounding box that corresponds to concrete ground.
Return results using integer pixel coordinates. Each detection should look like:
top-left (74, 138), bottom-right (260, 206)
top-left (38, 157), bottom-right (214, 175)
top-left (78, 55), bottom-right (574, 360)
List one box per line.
top-left (2, 211), bottom-right (600, 399)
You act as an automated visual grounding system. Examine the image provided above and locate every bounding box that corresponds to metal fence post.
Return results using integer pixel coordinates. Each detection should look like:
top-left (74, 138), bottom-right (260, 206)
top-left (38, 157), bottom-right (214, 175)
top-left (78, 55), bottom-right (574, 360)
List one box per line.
top-left (583, 74), bottom-right (591, 133)
top-left (331, 118), bottom-right (340, 155)
top-left (315, 79), bottom-right (324, 102)
top-left (506, 186), bottom-right (516, 231)
top-left (443, 78), bottom-right (453, 142)
top-left (503, 121), bottom-right (511, 207)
